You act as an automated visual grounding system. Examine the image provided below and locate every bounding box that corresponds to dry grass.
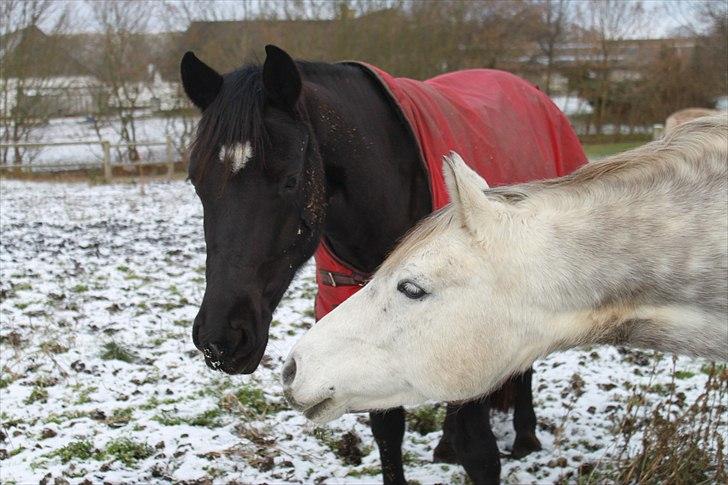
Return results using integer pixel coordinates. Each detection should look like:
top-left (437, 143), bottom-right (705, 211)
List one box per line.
top-left (580, 360), bottom-right (727, 484)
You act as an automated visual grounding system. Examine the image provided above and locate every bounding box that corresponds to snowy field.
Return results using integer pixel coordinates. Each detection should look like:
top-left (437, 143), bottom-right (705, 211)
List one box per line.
top-left (0, 179), bottom-right (723, 484)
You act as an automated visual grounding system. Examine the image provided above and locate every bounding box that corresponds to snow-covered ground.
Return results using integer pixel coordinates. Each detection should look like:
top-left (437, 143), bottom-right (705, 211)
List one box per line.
top-left (0, 179), bottom-right (723, 484)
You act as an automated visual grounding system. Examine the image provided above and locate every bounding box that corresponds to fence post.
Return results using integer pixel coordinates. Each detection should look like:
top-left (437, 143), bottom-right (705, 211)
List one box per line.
top-left (101, 140), bottom-right (112, 183)
top-left (165, 135), bottom-right (174, 179)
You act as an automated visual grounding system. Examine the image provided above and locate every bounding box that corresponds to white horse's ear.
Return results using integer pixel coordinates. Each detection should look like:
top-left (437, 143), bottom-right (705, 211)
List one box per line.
top-left (443, 152), bottom-right (502, 240)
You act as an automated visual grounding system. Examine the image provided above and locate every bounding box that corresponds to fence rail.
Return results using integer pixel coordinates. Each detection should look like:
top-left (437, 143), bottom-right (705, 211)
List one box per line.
top-left (0, 137), bottom-right (176, 181)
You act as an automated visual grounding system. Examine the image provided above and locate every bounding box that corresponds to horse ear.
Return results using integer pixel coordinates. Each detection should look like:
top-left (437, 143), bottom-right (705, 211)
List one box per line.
top-left (443, 152), bottom-right (501, 239)
top-left (181, 51), bottom-right (223, 111)
top-left (263, 45), bottom-right (302, 111)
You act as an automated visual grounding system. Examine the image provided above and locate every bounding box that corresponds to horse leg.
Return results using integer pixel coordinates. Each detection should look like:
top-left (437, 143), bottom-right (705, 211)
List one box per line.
top-left (370, 408), bottom-right (407, 485)
top-left (432, 419), bottom-right (458, 463)
top-left (443, 399), bottom-right (501, 485)
top-left (511, 367), bottom-right (542, 458)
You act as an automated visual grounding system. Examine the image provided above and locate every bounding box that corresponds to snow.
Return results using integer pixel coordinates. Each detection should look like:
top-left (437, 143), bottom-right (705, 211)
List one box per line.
top-left (0, 179), bottom-right (723, 484)
top-left (7, 116), bottom-right (192, 169)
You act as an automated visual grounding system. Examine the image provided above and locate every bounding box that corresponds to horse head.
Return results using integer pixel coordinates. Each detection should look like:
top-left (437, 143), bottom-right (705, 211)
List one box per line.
top-left (182, 45), bottom-right (325, 374)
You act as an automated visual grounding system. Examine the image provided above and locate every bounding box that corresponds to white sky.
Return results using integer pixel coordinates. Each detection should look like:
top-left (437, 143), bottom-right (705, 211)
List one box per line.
top-left (44, 0), bottom-right (708, 38)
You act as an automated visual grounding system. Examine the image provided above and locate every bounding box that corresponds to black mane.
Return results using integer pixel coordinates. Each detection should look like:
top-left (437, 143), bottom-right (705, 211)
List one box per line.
top-left (189, 64), bottom-right (268, 182)
top-left (188, 60), bottom-right (337, 183)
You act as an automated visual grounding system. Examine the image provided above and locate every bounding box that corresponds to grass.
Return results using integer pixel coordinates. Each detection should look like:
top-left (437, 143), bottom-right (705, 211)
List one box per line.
top-left (100, 341), bottom-right (137, 363)
top-left (106, 407), bottom-right (133, 427)
top-left (43, 410), bottom-right (88, 425)
top-left (40, 341), bottom-right (68, 354)
top-left (0, 376), bottom-right (13, 389)
top-left (579, 360), bottom-right (727, 484)
top-left (105, 438), bottom-right (153, 466)
top-left (43, 438), bottom-right (152, 467)
top-left (46, 440), bottom-right (100, 464)
top-left (582, 141), bottom-right (644, 160)
top-left (406, 404), bottom-right (446, 435)
top-left (153, 408), bottom-right (223, 427)
top-left (75, 385), bottom-right (98, 404)
top-left (312, 428), bottom-right (363, 465)
top-left (24, 386), bottom-right (49, 404)
top-left (230, 384), bottom-right (284, 416)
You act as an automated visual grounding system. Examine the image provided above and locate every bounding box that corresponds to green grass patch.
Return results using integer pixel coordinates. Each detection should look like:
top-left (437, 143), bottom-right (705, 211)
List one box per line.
top-left (25, 386), bottom-right (49, 404)
top-left (232, 384), bottom-right (284, 416)
top-left (406, 404), bottom-right (446, 435)
top-left (0, 376), bottom-right (13, 389)
top-left (46, 440), bottom-right (101, 463)
top-left (71, 284), bottom-right (89, 293)
top-left (100, 341), bottom-right (137, 363)
top-left (583, 142), bottom-right (644, 160)
top-left (139, 396), bottom-right (179, 410)
top-left (674, 370), bottom-right (695, 380)
top-left (43, 410), bottom-right (88, 425)
top-left (188, 408), bottom-right (223, 427)
top-left (152, 411), bottom-right (184, 426)
top-left (153, 408), bottom-right (223, 427)
top-left (107, 407), bottom-right (133, 427)
top-left (75, 385), bottom-right (98, 404)
top-left (105, 438), bottom-right (153, 466)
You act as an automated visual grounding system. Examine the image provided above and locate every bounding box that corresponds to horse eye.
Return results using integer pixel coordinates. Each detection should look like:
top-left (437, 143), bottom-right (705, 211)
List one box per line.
top-left (283, 175), bottom-right (298, 190)
top-left (397, 280), bottom-right (427, 300)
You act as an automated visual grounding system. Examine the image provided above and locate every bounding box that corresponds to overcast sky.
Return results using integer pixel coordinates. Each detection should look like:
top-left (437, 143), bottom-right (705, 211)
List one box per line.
top-left (44, 0), bottom-right (709, 38)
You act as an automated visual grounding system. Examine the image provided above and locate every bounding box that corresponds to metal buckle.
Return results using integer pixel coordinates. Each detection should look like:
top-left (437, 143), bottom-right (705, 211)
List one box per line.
top-left (327, 271), bottom-right (337, 287)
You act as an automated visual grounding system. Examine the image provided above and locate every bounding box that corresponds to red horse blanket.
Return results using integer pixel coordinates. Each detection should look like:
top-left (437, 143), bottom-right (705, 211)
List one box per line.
top-left (314, 64), bottom-right (587, 319)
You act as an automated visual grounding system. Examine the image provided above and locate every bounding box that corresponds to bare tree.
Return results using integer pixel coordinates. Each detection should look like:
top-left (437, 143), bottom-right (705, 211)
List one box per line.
top-left (576, 0), bottom-right (646, 133)
top-left (533, 0), bottom-right (571, 95)
top-left (0, 0), bottom-right (69, 165)
top-left (85, 0), bottom-right (157, 163)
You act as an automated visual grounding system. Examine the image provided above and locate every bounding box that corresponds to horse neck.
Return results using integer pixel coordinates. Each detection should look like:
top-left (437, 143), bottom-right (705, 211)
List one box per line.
top-left (300, 63), bottom-right (431, 273)
top-left (510, 156), bottom-right (727, 359)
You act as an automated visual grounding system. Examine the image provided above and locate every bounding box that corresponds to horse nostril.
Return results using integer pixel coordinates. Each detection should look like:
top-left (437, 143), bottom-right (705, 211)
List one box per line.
top-left (203, 342), bottom-right (226, 365)
top-left (282, 357), bottom-right (297, 387)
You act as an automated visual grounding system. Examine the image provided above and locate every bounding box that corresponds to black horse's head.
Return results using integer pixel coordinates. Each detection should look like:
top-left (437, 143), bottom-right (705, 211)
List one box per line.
top-left (181, 45), bottom-right (325, 374)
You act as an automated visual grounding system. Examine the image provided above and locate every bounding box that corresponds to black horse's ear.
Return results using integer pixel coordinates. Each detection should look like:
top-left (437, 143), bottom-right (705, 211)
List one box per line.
top-left (181, 51), bottom-right (223, 110)
top-left (263, 45), bottom-right (301, 111)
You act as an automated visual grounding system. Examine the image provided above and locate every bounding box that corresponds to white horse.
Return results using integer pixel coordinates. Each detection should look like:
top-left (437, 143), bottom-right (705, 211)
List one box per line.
top-left (282, 115), bottom-right (728, 424)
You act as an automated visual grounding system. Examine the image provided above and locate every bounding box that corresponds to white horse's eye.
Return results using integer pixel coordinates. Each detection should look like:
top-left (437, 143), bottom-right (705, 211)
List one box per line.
top-left (397, 280), bottom-right (427, 300)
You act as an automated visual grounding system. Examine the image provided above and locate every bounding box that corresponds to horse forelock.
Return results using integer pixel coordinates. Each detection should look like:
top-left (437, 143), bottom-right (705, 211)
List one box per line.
top-left (189, 65), bottom-right (269, 184)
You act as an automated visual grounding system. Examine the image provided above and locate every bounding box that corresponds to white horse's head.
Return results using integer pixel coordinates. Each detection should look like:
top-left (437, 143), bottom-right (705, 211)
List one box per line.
top-left (283, 153), bottom-right (545, 423)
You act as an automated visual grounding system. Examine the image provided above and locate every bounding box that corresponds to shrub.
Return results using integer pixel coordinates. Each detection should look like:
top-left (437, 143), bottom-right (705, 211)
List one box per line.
top-left (583, 361), bottom-right (727, 484)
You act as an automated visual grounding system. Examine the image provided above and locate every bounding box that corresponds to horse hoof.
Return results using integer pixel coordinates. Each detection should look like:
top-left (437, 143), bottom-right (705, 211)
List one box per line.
top-left (511, 433), bottom-right (542, 459)
top-left (432, 437), bottom-right (458, 464)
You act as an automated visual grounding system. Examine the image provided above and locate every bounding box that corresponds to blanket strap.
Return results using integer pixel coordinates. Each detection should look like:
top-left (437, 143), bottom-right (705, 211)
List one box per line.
top-left (318, 269), bottom-right (371, 288)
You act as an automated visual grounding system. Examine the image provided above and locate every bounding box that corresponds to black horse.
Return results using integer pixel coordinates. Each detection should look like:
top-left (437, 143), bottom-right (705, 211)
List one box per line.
top-left (181, 45), bottom-right (541, 484)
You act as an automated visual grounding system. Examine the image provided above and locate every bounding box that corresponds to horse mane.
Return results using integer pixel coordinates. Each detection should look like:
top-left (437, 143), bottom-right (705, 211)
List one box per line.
top-left (380, 114), bottom-right (727, 275)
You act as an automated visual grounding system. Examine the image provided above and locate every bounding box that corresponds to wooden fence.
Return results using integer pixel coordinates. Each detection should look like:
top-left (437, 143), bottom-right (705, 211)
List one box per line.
top-left (0, 137), bottom-right (176, 182)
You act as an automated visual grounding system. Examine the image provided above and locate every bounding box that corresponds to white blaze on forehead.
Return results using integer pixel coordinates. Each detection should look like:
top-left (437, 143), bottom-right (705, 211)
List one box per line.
top-left (219, 141), bottom-right (253, 174)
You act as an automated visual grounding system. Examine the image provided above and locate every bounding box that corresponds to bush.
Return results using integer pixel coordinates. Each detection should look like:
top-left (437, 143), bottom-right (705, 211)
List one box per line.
top-left (583, 361), bottom-right (727, 484)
